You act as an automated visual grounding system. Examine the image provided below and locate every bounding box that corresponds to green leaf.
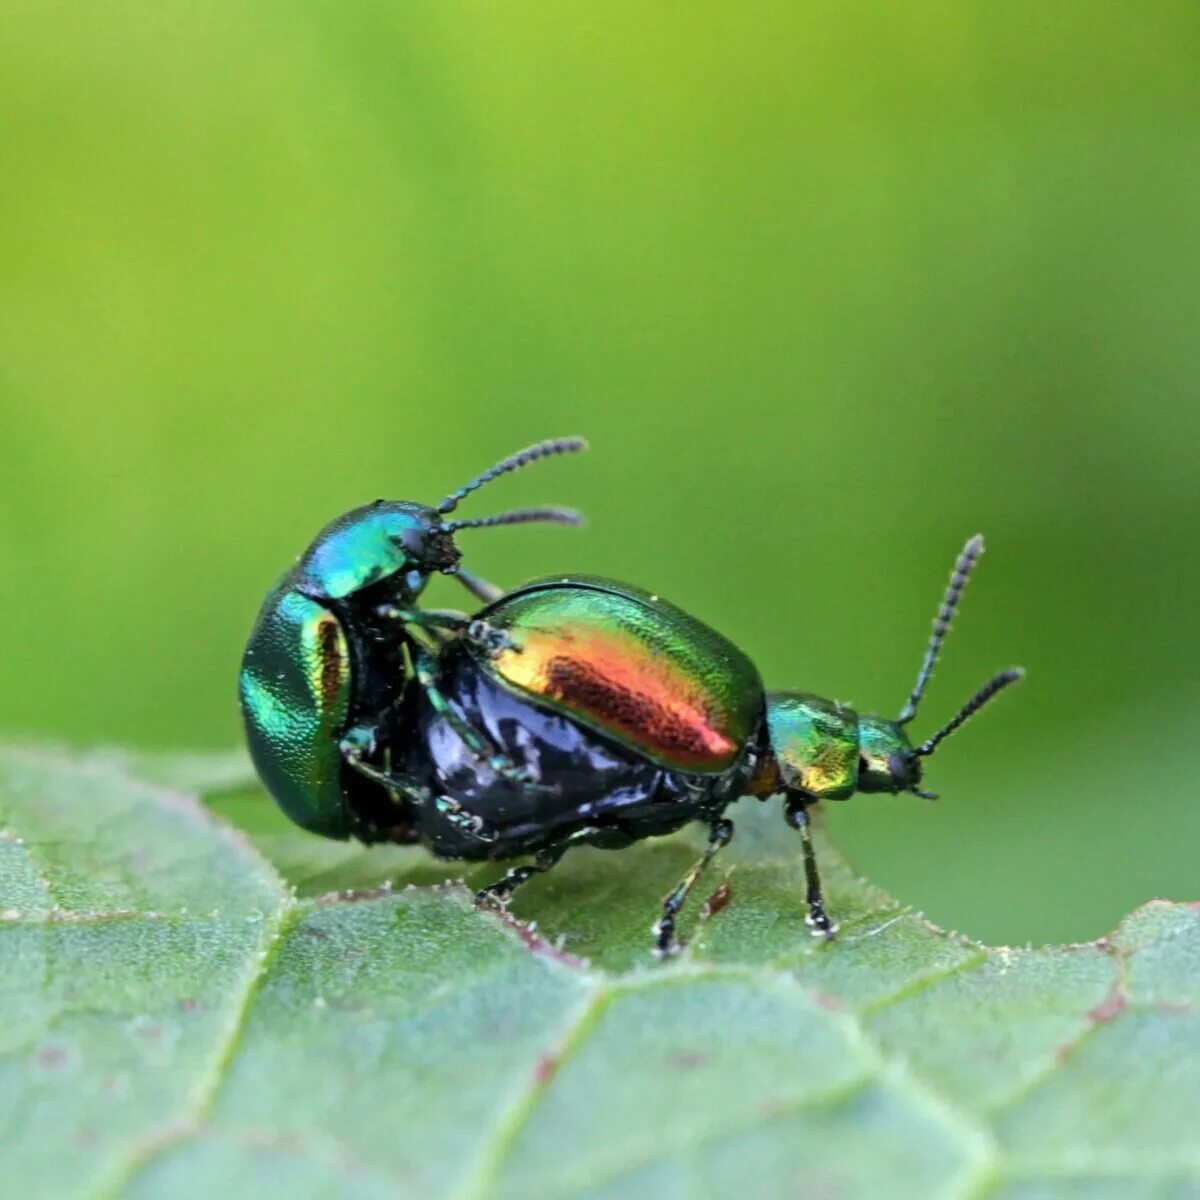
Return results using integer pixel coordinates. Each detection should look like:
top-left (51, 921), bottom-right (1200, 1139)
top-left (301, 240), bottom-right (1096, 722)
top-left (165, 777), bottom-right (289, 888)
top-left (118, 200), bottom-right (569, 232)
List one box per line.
top-left (2, 744), bottom-right (1197, 1200)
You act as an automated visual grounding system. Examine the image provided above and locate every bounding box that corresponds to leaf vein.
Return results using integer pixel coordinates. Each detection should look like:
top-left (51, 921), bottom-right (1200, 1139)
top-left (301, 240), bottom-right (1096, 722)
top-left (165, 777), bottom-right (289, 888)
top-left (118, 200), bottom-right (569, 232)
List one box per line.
top-left (90, 901), bottom-right (299, 1200)
top-left (452, 983), bottom-right (613, 1200)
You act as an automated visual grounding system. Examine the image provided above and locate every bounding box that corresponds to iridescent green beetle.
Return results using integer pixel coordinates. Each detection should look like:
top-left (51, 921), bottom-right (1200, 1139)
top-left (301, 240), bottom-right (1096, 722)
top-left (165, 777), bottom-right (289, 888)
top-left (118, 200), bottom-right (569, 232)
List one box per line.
top-left (238, 437), bottom-right (586, 841)
top-left (376, 535), bottom-right (1022, 956)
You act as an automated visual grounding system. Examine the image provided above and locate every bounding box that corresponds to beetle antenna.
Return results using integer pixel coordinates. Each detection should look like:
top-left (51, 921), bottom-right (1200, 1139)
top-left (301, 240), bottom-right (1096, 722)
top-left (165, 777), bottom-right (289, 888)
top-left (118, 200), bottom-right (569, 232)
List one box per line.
top-left (897, 534), bottom-right (985, 725)
top-left (437, 437), bottom-right (588, 515)
top-left (441, 506), bottom-right (584, 532)
top-left (914, 668), bottom-right (1024, 758)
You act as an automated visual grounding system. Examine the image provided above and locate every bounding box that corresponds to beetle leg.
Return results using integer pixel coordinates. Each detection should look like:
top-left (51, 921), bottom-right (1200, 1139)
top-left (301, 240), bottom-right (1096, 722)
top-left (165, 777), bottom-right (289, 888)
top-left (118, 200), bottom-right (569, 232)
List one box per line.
top-left (377, 606), bottom-right (516, 660)
top-left (409, 645), bottom-right (542, 789)
top-left (474, 844), bottom-right (570, 909)
top-left (378, 603), bottom-right (517, 656)
top-left (783, 796), bottom-right (838, 939)
top-left (376, 605), bottom-right (469, 635)
top-left (464, 618), bottom-right (519, 657)
top-left (340, 743), bottom-right (427, 810)
top-left (452, 566), bottom-right (503, 605)
top-left (338, 721), bottom-right (377, 754)
top-left (652, 818), bottom-right (734, 959)
top-left (474, 826), bottom-right (604, 909)
top-left (429, 796), bottom-right (498, 844)
top-left (339, 731), bottom-right (497, 846)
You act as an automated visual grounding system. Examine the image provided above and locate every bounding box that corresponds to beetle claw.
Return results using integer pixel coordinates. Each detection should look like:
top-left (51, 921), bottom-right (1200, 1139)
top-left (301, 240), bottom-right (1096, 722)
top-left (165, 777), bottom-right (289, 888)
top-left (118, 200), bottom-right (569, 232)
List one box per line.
top-left (339, 726), bottom-right (377, 760)
top-left (805, 911), bottom-right (839, 940)
top-left (650, 918), bottom-right (685, 960)
top-left (474, 886), bottom-right (512, 910)
top-left (467, 619), bottom-right (520, 658)
top-left (433, 796), bottom-right (497, 844)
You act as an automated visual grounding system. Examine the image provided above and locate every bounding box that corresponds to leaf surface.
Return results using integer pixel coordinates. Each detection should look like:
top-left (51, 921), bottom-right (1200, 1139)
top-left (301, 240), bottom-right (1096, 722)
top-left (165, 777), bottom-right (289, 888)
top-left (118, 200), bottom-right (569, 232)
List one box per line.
top-left (1, 745), bottom-right (1196, 1200)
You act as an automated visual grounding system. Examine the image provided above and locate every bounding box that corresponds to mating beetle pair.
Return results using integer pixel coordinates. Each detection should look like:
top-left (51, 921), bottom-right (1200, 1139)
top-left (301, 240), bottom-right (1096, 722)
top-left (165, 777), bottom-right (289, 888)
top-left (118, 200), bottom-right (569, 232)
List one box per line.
top-left (240, 439), bottom-right (1021, 955)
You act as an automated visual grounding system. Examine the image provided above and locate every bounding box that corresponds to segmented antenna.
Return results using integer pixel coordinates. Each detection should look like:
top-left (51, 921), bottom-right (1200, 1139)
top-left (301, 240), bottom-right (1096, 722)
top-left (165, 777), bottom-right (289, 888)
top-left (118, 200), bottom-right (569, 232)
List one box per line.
top-left (915, 668), bottom-right (1024, 758)
top-left (897, 534), bottom-right (985, 725)
top-left (441, 506), bottom-right (584, 533)
top-left (437, 437), bottom-right (588, 515)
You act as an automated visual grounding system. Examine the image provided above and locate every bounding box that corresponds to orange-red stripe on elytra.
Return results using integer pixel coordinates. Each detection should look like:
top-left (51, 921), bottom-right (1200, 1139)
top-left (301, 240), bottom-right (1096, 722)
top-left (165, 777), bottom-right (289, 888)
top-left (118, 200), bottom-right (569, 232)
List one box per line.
top-left (492, 625), bottom-right (740, 770)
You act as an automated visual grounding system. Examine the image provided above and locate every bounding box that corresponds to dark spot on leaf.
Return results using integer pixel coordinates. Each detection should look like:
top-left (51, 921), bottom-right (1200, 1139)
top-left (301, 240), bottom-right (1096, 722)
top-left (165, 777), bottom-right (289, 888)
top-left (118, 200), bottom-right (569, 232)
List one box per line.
top-left (812, 989), bottom-right (841, 1012)
top-left (37, 1044), bottom-right (68, 1070)
top-left (178, 997), bottom-right (202, 1013)
top-left (534, 1053), bottom-right (559, 1085)
top-left (700, 879), bottom-right (732, 919)
top-left (674, 1051), bottom-right (706, 1071)
top-left (1087, 990), bottom-right (1128, 1026)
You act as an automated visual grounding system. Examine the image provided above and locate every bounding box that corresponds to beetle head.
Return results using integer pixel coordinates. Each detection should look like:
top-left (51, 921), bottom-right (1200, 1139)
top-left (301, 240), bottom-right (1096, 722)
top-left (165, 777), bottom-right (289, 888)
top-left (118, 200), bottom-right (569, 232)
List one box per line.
top-left (855, 716), bottom-right (923, 795)
top-left (293, 437), bottom-right (587, 603)
top-left (294, 501), bottom-right (457, 601)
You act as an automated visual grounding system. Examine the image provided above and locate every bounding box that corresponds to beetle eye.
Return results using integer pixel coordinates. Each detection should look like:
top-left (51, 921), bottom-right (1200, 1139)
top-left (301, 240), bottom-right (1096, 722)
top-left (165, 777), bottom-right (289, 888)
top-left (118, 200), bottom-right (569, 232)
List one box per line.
top-left (887, 753), bottom-right (909, 781)
top-left (396, 528), bottom-right (427, 556)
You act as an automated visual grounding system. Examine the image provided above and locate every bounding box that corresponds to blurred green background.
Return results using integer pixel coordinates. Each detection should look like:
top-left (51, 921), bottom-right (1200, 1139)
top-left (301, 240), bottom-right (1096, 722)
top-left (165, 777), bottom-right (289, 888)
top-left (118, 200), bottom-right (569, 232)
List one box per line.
top-left (2, 2), bottom-right (1197, 946)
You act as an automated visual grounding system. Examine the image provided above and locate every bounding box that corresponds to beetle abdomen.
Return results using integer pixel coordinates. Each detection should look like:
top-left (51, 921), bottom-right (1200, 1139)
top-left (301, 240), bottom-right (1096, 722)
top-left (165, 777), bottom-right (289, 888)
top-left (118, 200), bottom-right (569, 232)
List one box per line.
top-left (239, 579), bottom-right (352, 837)
top-left (472, 577), bottom-right (764, 774)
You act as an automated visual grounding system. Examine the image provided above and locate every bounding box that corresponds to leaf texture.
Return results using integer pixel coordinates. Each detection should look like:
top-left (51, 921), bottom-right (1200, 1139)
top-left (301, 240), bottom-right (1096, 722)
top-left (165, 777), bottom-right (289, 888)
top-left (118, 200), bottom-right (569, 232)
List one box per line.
top-left (1, 745), bottom-right (1196, 1200)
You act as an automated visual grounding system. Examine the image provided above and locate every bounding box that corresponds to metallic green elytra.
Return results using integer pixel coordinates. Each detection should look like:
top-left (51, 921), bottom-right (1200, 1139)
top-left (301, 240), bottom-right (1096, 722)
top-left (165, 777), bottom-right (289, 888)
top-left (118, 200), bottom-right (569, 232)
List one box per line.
top-left (471, 576), bottom-right (765, 773)
top-left (240, 581), bottom-right (352, 837)
top-left (239, 437), bottom-right (588, 838)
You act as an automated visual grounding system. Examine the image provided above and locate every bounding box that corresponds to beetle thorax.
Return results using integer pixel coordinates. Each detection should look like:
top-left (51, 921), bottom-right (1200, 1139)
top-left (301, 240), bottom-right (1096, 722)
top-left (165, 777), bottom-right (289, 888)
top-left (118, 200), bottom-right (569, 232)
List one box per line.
top-left (753, 693), bottom-right (860, 801)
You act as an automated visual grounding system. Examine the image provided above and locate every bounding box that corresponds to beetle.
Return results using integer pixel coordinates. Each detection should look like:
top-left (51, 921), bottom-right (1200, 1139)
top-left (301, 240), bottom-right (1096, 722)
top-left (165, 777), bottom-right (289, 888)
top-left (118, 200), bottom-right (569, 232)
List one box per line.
top-left (238, 436), bottom-right (587, 844)
top-left (371, 534), bottom-right (1022, 956)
